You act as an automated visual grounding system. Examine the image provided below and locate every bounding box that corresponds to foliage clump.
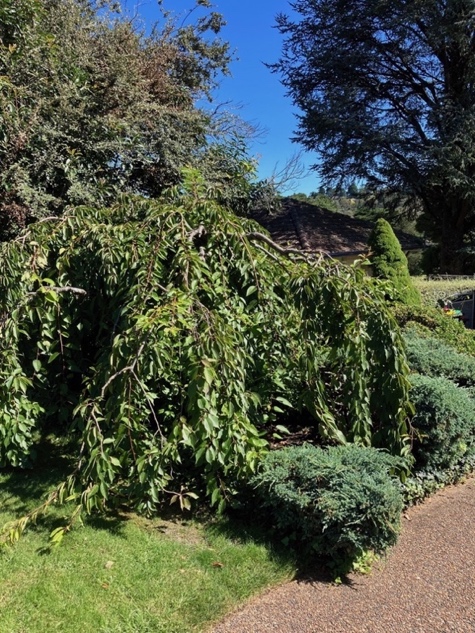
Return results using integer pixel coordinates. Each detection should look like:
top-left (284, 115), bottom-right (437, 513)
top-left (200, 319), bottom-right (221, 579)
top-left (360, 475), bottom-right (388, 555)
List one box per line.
top-left (409, 374), bottom-right (475, 471)
top-left (0, 172), bottom-right (413, 541)
top-left (368, 218), bottom-right (421, 306)
top-left (393, 303), bottom-right (475, 357)
top-left (0, 0), bottom-right (265, 239)
top-left (404, 329), bottom-right (475, 388)
top-left (251, 444), bottom-right (403, 571)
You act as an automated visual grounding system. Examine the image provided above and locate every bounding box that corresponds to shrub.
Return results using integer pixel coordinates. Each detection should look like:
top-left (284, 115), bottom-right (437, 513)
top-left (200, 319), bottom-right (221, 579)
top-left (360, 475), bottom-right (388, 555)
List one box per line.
top-left (412, 276), bottom-right (475, 307)
top-left (367, 218), bottom-right (421, 306)
top-left (401, 454), bottom-right (475, 506)
top-left (410, 374), bottom-right (475, 471)
top-left (0, 171), bottom-right (413, 544)
top-left (251, 444), bottom-right (403, 571)
top-left (404, 328), bottom-right (475, 387)
top-left (393, 303), bottom-right (475, 357)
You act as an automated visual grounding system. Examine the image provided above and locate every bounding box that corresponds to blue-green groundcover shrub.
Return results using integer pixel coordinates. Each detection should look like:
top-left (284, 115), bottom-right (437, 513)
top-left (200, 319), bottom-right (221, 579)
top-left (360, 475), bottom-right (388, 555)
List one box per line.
top-left (401, 453), bottom-right (475, 506)
top-left (404, 329), bottom-right (475, 388)
top-left (410, 374), bottom-right (475, 471)
top-left (251, 444), bottom-right (403, 569)
top-left (392, 304), bottom-right (475, 357)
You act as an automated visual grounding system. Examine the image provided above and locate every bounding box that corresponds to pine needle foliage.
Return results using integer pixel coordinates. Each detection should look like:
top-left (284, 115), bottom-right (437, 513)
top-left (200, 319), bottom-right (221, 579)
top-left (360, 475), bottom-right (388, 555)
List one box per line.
top-left (0, 171), bottom-right (412, 543)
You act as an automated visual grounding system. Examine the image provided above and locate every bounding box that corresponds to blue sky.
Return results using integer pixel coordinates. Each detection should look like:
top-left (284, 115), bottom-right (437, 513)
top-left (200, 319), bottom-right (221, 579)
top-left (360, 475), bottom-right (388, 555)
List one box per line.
top-left (123, 0), bottom-right (319, 194)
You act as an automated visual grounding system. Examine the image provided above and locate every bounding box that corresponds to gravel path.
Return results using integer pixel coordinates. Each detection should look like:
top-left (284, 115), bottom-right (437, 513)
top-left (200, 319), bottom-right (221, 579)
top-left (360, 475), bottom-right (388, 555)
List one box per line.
top-left (211, 478), bottom-right (475, 633)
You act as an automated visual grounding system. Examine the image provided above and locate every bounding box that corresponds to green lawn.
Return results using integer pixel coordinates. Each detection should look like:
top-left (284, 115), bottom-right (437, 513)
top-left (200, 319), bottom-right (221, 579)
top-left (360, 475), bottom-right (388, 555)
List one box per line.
top-left (0, 448), bottom-right (294, 633)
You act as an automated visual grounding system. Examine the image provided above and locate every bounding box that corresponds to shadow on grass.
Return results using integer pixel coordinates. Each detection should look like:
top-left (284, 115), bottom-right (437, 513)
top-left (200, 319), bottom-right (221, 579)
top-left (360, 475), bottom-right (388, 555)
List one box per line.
top-left (0, 437), bottom-right (74, 514)
top-left (204, 511), bottom-right (338, 586)
top-left (1, 440), bottom-right (362, 586)
top-left (0, 435), bottom-right (128, 541)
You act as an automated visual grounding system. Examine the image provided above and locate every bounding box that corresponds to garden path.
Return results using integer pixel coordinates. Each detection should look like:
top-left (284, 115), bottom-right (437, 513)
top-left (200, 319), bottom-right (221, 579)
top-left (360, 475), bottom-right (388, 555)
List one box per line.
top-left (211, 477), bottom-right (475, 633)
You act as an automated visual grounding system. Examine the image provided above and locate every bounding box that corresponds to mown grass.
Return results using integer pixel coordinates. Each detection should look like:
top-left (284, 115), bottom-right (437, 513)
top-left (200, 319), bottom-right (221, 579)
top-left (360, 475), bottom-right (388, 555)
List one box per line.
top-left (0, 441), bottom-right (295, 633)
top-left (412, 275), bottom-right (475, 306)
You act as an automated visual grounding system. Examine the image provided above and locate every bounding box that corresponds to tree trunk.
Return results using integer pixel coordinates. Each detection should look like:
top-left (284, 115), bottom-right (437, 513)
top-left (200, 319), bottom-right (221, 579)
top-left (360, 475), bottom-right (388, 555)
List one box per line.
top-left (438, 199), bottom-right (468, 274)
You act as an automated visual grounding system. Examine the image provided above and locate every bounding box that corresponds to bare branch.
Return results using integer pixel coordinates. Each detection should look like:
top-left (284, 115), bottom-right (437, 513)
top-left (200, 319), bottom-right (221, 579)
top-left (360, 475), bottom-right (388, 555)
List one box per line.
top-left (27, 286), bottom-right (87, 297)
top-left (265, 152), bottom-right (311, 194)
top-left (247, 231), bottom-right (328, 260)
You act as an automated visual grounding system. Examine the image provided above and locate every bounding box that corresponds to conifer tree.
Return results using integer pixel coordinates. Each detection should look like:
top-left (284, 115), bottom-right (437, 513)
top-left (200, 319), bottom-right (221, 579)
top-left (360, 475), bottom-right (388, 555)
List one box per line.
top-left (368, 219), bottom-right (421, 306)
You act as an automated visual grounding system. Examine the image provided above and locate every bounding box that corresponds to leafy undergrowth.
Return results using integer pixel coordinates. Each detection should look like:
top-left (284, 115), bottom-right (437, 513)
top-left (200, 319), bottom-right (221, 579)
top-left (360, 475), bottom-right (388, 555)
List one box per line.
top-left (0, 452), bottom-right (295, 633)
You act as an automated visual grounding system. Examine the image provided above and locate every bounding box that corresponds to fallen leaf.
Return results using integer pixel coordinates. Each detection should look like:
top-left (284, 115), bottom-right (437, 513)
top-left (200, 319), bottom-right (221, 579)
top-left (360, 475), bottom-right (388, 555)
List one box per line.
top-left (212, 561), bottom-right (224, 568)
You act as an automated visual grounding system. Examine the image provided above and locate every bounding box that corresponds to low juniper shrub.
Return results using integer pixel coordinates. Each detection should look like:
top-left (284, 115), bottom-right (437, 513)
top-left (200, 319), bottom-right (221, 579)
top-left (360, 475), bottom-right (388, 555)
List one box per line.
top-left (251, 443), bottom-right (403, 573)
top-left (404, 329), bottom-right (475, 387)
top-left (393, 303), bottom-right (475, 357)
top-left (410, 374), bottom-right (475, 471)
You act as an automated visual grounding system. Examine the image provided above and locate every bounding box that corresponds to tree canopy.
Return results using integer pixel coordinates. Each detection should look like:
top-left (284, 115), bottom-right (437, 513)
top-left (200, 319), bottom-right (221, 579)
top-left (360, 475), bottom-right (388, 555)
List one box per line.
top-left (272, 0), bottom-right (475, 272)
top-left (0, 0), bottom-right (258, 239)
top-left (0, 171), bottom-right (412, 542)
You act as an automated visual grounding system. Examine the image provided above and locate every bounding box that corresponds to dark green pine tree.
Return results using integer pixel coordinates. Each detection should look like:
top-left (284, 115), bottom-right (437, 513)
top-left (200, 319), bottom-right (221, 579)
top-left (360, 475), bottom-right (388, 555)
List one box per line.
top-left (272, 0), bottom-right (475, 273)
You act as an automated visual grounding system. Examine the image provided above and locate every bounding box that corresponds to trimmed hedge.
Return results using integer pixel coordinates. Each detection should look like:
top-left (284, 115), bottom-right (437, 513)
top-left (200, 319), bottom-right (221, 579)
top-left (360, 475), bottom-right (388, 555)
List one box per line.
top-left (412, 276), bottom-right (475, 307)
top-left (410, 374), bottom-right (475, 471)
top-left (404, 329), bottom-right (475, 387)
top-left (251, 444), bottom-right (403, 569)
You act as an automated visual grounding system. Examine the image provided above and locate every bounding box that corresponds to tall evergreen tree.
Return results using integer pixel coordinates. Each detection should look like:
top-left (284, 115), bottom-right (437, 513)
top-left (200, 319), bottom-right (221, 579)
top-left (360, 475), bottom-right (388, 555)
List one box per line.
top-left (272, 0), bottom-right (475, 272)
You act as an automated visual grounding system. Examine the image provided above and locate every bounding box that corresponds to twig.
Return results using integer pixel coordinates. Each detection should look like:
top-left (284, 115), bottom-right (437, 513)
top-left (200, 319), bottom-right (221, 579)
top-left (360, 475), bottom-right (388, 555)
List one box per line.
top-left (132, 369), bottom-right (166, 445)
top-left (14, 217), bottom-right (62, 243)
top-left (100, 341), bottom-right (146, 397)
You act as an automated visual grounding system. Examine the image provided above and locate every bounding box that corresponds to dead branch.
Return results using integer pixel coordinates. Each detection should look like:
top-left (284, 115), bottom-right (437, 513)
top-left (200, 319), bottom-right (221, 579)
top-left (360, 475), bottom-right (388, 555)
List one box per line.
top-left (27, 286), bottom-right (87, 298)
top-left (247, 231), bottom-right (312, 260)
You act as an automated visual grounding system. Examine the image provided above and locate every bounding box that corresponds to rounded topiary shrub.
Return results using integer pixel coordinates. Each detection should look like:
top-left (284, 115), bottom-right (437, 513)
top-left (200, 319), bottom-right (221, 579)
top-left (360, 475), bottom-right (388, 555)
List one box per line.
top-left (251, 444), bottom-right (403, 568)
top-left (410, 374), bottom-right (475, 471)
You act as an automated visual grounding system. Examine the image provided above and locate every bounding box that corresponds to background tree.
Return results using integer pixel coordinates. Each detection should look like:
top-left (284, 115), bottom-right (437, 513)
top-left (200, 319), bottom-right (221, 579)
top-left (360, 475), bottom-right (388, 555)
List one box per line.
top-left (368, 218), bottom-right (421, 306)
top-left (272, 0), bottom-right (475, 272)
top-left (0, 0), bottom-right (257, 239)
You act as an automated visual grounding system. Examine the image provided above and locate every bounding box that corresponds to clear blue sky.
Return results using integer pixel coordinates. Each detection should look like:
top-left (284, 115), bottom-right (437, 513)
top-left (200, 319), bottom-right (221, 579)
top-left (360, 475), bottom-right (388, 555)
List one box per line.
top-left (122, 0), bottom-right (319, 195)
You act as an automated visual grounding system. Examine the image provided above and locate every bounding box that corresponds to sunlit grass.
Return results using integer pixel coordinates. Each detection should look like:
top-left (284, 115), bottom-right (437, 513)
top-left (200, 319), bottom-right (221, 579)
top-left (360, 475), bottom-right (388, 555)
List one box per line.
top-left (0, 443), bottom-right (295, 633)
top-left (412, 275), bottom-right (475, 306)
